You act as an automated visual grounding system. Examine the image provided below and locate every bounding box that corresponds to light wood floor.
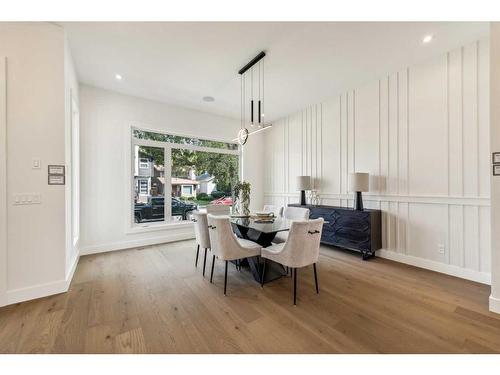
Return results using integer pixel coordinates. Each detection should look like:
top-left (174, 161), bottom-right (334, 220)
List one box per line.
top-left (1, 240), bottom-right (500, 353)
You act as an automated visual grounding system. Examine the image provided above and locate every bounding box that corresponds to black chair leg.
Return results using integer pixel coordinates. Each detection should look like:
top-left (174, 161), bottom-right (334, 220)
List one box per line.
top-left (195, 244), bottom-right (200, 267)
top-left (293, 268), bottom-right (298, 305)
top-left (260, 258), bottom-right (267, 288)
top-left (224, 261), bottom-right (228, 295)
top-left (313, 263), bottom-right (319, 294)
top-left (210, 255), bottom-right (215, 283)
top-left (202, 248), bottom-right (208, 277)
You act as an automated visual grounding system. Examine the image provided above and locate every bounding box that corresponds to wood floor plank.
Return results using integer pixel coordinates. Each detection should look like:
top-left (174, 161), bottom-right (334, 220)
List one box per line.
top-left (50, 281), bottom-right (92, 353)
top-left (16, 310), bottom-right (64, 353)
top-left (1, 239), bottom-right (499, 353)
top-left (114, 328), bottom-right (147, 354)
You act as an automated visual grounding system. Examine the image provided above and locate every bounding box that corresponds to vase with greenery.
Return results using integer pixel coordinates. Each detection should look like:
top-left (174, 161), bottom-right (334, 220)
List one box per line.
top-left (233, 181), bottom-right (251, 216)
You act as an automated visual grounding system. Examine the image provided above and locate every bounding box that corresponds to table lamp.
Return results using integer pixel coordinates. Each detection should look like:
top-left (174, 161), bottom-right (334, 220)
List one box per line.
top-left (297, 176), bottom-right (311, 205)
top-left (348, 173), bottom-right (369, 210)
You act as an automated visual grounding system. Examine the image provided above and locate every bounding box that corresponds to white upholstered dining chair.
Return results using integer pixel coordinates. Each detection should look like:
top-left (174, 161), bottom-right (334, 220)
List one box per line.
top-left (261, 218), bottom-right (324, 305)
top-left (272, 206), bottom-right (310, 244)
top-left (192, 211), bottom-right (211, 277)
top-left (263, 205), bottom-right (284, 218)
top-left (207, 214), bottom-right (262, 295)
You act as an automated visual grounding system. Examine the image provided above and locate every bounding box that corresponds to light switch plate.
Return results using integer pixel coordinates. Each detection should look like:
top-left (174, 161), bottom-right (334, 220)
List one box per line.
top-left (32, 158), bottom-right (41, 169)
top-left (13, 193), bottom-right (41, 205)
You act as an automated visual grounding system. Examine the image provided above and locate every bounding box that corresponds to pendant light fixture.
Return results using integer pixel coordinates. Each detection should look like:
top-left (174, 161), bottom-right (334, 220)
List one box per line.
top-left (235, 51), bottom-right (272, 145)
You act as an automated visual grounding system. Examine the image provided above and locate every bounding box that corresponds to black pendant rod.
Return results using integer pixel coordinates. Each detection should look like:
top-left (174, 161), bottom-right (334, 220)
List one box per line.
top-left (238, 51), bottom-right (266, 75)
top-left (251, 100), bottom-right (254, 123)
top-left (258, 100), bottom-right (261, 124)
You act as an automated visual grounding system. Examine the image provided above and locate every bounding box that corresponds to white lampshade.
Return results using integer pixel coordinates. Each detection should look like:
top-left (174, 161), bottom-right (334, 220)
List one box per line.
top-left (296, 176), bottom-right (311, 190)
top-left (348, 173), bottom-right (369, 192)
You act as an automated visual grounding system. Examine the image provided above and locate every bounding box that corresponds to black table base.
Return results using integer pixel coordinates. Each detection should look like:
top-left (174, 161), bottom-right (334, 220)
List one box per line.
top-left (231, 223), bottom-right (287, 284)
top-left (235, 257), bottom-right (286, 284)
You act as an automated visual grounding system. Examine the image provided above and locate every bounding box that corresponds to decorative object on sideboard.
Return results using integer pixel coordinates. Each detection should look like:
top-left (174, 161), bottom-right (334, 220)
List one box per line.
top-left (348, 172), bottom-right (369, 210)
top-left (296, 176), bottom-right (311, 205)
top-left (310, 190), bottom-right (321, 206)
top-left (234, 51), bottom-right (272, 145)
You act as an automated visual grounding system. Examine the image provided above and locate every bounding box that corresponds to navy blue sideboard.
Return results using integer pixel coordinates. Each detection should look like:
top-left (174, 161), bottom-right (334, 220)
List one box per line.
top-left (289, 204), bottom-right (382, 260)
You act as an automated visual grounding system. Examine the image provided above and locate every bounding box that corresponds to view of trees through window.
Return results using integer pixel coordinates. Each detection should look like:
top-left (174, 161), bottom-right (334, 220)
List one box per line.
top-left (172, 148), bottom-right (239, 194)
top-left (132, 128), bottom-right (239, 225)
top-left (133, 129), bottom-right (239, 150)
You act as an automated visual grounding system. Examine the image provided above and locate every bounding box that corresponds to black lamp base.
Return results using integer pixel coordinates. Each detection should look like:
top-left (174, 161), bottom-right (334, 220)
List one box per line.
top-left (354, 191), bottom-right (363, 210)
top-left (300, 190), bottom-right (306, 205)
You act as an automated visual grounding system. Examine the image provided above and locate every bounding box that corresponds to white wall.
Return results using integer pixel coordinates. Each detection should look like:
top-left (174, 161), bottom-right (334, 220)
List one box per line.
top-left (0, 23), bottom-right (77, 305)
top-left (489, 24), bottom-right (500, 313)
top-left (242, 131), bottom-right (264, 209)
top-left (264, 38), bottom-right (491, 284)
top-left (79, 84), bottom-right (263, 254)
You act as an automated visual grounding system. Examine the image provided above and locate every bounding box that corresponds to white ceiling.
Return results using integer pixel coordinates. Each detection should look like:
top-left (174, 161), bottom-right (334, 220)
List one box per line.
top-left (62, 22), bottom-right (489, 122)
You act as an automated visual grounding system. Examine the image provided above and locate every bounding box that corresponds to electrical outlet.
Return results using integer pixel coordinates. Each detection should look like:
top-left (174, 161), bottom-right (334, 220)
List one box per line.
top-left (438, 244), bottom-right (445, 254)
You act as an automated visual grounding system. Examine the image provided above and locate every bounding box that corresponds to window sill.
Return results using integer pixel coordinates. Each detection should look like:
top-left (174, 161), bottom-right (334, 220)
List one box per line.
top-left (126, 220), bottom-right (194, 235)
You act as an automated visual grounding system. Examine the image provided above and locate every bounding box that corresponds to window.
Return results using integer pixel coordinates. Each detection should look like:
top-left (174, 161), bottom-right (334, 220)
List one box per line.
top-left (133, 145), bottom-right (166, 224)
top-left (131, 127), bottom-right (239, 227)
top-left (182, 185), bottom-right (193, 196)
top-left (138, 179), bottom-right (148, 195)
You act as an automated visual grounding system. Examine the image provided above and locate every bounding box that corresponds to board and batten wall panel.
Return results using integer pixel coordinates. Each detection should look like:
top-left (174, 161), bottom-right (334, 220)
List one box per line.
top-left (264, 39), bottom-right (491, 284)
top-left (409, 55), bottom-right (449, 196)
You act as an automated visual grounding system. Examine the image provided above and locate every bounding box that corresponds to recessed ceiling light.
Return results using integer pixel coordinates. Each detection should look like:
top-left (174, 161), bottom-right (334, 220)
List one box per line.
top-left (422, 35), bottom-right (433, 44)
top-left (202, 96), bottom-right (215, 102)
top-left (115, 74), bottom-right (123, 80)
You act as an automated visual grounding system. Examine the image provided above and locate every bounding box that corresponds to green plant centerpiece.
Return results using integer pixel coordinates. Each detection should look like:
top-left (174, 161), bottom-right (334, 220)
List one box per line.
top-left (233, 181), bottom-right (251, 216)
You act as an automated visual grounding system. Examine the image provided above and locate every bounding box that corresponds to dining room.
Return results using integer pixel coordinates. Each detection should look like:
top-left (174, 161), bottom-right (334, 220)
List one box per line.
top-left (2, 15), bottom-right (500, 361)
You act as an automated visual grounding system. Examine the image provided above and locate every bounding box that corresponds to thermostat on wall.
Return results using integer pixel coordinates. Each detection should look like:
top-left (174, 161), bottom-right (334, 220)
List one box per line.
top-left (48, 164), bottom-right (65, 185)
top-left (48, 174), bottom-right (65, 185)
top-left (48, 165), bottom-right (65, 175)
top-left (494, 165), bottom-right (500, 176)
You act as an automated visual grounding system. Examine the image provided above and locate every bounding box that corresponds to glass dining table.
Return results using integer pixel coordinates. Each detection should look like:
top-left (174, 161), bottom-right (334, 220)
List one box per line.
top-left (230, 216), bottom-right (292, 284)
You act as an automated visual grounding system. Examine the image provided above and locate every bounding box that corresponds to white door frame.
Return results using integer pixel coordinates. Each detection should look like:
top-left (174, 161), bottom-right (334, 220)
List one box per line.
top-left (71, 95), bottom-right (80, 248)
top-left (0, 57), bottom-right (8, 306)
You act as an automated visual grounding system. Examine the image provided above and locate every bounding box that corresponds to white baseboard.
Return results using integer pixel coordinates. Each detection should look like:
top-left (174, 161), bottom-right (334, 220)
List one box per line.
top-left (6, 252), bottom-right (80, 306)
top-left (489, 295), bottom-right (500, 314)
top-left (6, 280), bottom-right (68, 306)
top-left (377, 249), bottom-right (491, 285)
top-left (79, 233), bottom-right (195, 256)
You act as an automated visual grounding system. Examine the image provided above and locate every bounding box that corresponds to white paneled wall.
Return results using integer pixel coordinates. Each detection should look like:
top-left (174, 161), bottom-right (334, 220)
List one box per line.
top-left (264, 39), bottom-right (491, 284)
